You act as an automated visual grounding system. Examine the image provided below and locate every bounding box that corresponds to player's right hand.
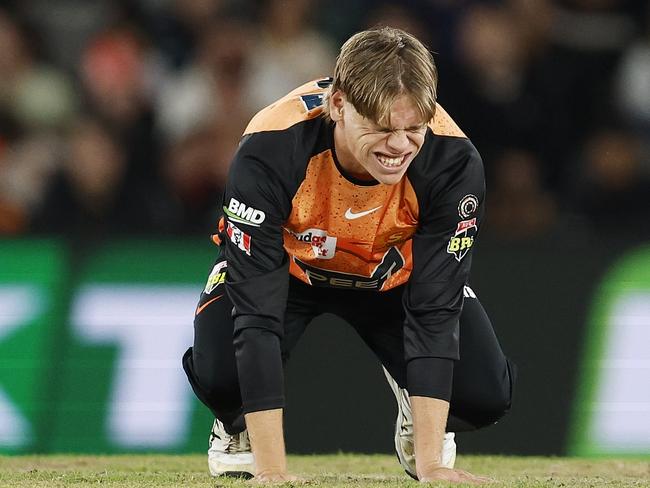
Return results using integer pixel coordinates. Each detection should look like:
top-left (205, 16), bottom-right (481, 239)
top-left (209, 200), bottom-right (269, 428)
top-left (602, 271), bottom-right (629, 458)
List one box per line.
top-left (419, 466), bottom-right (493, 484)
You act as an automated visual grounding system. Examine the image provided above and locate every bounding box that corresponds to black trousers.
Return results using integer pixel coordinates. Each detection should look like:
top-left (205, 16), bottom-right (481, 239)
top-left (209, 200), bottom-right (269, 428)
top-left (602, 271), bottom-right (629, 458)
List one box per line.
top-left (183, 259), bottom-right (516, 435)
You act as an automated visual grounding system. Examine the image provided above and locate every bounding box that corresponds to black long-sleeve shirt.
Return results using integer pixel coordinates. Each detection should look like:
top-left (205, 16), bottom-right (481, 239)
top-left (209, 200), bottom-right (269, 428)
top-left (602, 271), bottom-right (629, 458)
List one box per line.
top-left (217, 78), bottom-right (485, 412)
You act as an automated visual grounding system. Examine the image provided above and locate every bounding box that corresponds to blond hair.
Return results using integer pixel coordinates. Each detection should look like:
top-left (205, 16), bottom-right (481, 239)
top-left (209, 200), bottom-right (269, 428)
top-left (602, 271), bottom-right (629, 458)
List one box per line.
top-left (323, 27), bottom-right (438, 125)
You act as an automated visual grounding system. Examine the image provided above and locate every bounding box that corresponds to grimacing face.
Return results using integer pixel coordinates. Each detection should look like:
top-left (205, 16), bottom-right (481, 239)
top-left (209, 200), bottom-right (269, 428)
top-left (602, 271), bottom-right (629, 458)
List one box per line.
top-left (330, 90), bottom-right (429, 185)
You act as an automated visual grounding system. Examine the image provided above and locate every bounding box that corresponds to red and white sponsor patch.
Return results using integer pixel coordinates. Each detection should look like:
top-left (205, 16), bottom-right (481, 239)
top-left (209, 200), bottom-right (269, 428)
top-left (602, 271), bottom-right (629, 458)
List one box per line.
top-left (287, 228), bottom-right (337, 260)
top-left (455, 218), bottom-right (477, 234)
top-left (226, 221), bottom-right (251, 256)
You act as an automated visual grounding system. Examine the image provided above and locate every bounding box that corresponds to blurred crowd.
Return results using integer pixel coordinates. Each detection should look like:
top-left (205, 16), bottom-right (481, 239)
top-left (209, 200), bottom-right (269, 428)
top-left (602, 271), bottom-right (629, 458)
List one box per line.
top-left (0, 0), bottom-right (648, 240)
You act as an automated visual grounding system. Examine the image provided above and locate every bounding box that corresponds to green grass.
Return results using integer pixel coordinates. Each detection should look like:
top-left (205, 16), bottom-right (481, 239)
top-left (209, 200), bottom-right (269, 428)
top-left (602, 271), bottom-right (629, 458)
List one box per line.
top-left (0, 454), bottom-right (648, 487)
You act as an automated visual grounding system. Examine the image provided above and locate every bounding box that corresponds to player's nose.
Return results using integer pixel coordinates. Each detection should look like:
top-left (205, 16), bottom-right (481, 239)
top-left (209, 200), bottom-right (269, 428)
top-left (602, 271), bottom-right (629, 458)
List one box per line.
top-left (386, 130), bottom-right (409, 152)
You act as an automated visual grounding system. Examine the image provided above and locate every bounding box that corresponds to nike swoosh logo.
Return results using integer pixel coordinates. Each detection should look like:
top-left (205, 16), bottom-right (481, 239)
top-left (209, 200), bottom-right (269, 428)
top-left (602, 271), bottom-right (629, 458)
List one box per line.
top-left (195, 294), bottom-right (224, 316)
top-left (344, 206), bottom-right (382, 220)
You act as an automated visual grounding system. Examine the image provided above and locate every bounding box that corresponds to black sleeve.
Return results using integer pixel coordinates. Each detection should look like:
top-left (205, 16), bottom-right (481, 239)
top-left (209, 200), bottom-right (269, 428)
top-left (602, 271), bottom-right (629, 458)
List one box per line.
top-left (404, 141), bottom-right (485, 399)
top-left (221, 131), bottom-right (297, 413)
top-left (407, 357), bottom-right (454, 400)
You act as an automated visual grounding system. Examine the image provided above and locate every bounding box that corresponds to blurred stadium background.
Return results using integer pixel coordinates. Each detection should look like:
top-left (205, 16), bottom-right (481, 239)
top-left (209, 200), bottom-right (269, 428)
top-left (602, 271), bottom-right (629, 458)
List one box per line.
top-left (0, 0), bottom-right (649, 460)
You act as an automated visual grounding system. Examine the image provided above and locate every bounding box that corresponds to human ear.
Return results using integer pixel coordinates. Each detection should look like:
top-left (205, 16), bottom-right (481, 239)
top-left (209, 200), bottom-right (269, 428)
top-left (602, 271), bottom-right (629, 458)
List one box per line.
top-left (329, 90), bottom-right (346, 121)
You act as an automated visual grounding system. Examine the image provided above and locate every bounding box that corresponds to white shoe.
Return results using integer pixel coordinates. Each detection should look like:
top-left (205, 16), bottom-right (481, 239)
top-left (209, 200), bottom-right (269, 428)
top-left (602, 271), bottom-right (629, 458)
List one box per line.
top-left (382, 367), bottom-right (456, 479)
top-left (208, 419), bottom-right (255, 478)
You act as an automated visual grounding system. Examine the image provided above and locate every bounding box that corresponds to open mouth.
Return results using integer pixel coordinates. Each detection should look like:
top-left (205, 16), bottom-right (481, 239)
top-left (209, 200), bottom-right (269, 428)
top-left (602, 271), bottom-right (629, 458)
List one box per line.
top-left (375, 153), bottom-right (409, 169)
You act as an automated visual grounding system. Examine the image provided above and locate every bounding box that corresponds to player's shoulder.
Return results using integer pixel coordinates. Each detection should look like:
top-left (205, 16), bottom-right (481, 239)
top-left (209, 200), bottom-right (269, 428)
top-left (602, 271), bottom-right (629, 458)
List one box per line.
top-left (408, 104), bottom-right (483, 199)
top-left (244, 78), bottom-right (333, 135)
top-left (427, 103), bottom-right (466, 138)
top-left (231, 80), bottom-right (333, 193)
top-left (415, 103), bottom-right (481, 174)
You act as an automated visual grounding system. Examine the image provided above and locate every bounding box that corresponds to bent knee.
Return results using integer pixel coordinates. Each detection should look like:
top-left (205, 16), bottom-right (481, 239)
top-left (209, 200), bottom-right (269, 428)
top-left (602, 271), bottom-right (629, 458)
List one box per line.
top-left (451, 359), bottom-right (516, 430)
top-left (478, 359), bottom-right (516, 424)
top-left (450, 396), bottom-right (512, 431)
top-left (473, 393), bottom-right (513, 427)
top-left (183, 347), bottom-right (240, 400)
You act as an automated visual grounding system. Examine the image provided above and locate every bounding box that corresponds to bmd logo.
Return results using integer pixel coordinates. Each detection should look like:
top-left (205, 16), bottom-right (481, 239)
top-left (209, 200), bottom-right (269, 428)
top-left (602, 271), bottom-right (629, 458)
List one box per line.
top-left (224, 198), bottom-right (266, 226)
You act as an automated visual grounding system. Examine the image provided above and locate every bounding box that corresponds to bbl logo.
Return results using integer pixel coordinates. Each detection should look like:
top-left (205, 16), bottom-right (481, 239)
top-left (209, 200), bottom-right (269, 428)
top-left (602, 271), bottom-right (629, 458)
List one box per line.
top-left (447, 218), bottom-right (477, 262)
top-left (204, 261), bottom-right (227, 294)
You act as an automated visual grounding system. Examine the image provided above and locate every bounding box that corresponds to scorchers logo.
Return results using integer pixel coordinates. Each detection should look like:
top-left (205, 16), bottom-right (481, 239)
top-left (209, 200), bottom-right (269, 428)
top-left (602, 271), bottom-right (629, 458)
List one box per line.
top-left (294, 247), bottom-right (405, 290)
top-left (287, 228), bottom-right (337, 260)
top-left (447, 218), bottom-right (477, 262)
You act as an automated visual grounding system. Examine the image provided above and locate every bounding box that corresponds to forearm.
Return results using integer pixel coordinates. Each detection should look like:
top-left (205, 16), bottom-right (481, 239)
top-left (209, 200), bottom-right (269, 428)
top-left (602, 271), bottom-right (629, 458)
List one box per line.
top-left (234, 326), bottom-right (289, 479)
top-left (235, 327), bottom-right (295, 481)
top-left (245, 409), bottom-right (287, 477)
top-left (410, 396), bottom-right (450, 478)
top-left (234, 327), bottom-right (285, 412)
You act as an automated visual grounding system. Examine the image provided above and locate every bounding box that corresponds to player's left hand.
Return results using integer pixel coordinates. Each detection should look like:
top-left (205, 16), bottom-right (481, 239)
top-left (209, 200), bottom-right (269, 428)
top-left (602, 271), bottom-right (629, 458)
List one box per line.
top-left (419, 466), bottom-right (494, 484)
